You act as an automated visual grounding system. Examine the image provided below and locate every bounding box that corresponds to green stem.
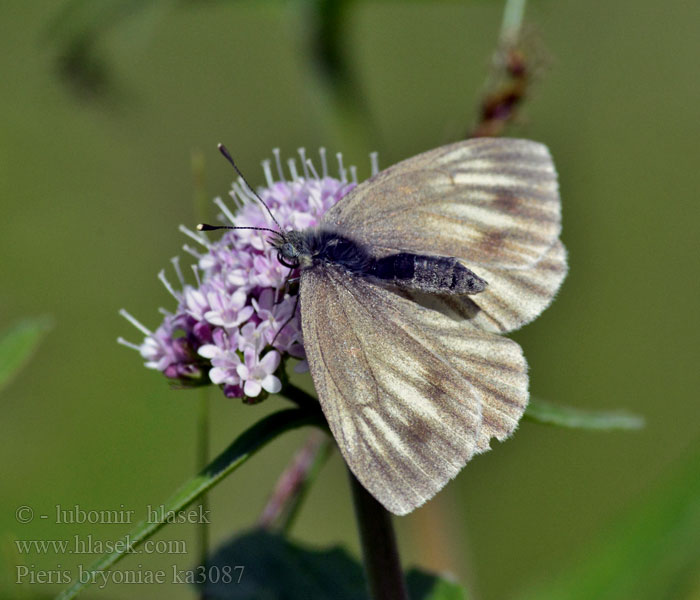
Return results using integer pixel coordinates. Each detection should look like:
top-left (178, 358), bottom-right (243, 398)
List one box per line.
top-left (279, 382), bottom-right (324, 413)
top-left (500, 0), bottom-right (527, 43)
top-left (196, 387), bottom-right (210, 571)
top-left (349, 471), bottom-right (408, 600)
top-left (298, 0), bottom-right (379, 157)
top-left (469, 0), bottom-right (531, 138)
top-left (191, 148), bottom-right (210, 582)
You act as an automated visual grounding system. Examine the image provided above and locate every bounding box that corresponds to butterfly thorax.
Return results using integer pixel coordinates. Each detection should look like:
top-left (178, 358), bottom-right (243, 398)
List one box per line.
top-left (276, 229), bottom-right (372, 272)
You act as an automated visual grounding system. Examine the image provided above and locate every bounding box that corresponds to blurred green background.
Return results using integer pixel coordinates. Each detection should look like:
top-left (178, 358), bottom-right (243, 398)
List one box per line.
top-left (2, 1), bottom-right (699, 599)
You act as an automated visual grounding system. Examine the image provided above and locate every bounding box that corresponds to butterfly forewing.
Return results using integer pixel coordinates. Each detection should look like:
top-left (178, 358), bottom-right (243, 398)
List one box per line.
top-left (300, 263), bottom-right (528, 515)
top-left (323, 138), bottom-right (560, 270)
top-left (323, 137), bottom-right (567, 334)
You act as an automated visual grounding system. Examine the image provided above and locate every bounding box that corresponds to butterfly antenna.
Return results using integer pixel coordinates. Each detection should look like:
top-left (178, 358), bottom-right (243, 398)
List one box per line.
top-left (196, 223), bottom-right (281, 236)
top-left (218, 143), bottom-right (284, 232)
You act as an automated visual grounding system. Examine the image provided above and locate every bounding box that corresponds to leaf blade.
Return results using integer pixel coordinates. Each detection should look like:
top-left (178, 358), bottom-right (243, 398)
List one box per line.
top-left (0, 315), bottom-right (53, 392)
top-left (55, 408), bottom-right (324, 600)
top-left (524, 398), bottom-right (645, 431)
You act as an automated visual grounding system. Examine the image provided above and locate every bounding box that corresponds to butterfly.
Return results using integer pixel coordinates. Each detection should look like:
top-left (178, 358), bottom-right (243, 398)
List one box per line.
top-left (204, 138), bottom-right (566, 515)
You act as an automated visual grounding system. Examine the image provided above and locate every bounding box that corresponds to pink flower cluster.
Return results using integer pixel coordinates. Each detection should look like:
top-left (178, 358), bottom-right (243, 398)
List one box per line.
top-left (119, 149), bottom-right (360, 401)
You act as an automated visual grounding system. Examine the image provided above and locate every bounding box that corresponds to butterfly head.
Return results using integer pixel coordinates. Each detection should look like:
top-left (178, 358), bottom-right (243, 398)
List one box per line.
top-left (271, 230), bottom-right (312, 269)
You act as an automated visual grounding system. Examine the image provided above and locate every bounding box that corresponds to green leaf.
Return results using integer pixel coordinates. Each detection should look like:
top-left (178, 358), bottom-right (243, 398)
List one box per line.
top-left (516, 446), bottom-right (700, 600)
top-left (406, 570), bottom-right (468, 600)
top-left (524, 398), bottom-right (645, 431)
top-left (56, 408), bottom-right (324, 600)
top-left (197, 529), bottom-right (468, 600)
top-left (0, 316), bottom-right (53, 392)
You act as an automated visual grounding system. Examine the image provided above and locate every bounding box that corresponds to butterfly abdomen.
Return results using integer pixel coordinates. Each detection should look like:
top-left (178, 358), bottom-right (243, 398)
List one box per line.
top-left (370, 253), bottom-right (487, 295)
top-left (306, 230), bottom-right (485, 295)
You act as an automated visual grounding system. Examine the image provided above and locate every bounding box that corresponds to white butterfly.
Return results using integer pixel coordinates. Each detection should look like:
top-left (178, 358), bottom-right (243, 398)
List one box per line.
top-left (212, 138), bottom-right (567, 515)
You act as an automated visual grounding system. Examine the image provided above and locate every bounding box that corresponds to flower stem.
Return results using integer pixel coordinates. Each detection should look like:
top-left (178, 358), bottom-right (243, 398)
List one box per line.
top-left (500, 0), bottom-right (527, 44)
top-left (349, 470), bottom-right (408, 600)
top-left (192, 149), bottom-right (210, 593)
top-left (469, 0), bottom-right (533, 138)
top-left (258, 431), bottom-right (332, 532)
top-left (196, 386), bottom-right (210, 573)
top-left (280, 382), bottom-right (324, 414)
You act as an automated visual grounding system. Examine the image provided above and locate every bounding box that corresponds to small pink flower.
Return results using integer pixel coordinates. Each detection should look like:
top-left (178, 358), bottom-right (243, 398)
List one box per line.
top-left (198, 329), bottom-right (241, 385)
top-left (251, 289), bottom-right (296, 346)
top-left (237, 349), bottom-right (282, 398)
top-left (204, 287), bottom-right (253, 329)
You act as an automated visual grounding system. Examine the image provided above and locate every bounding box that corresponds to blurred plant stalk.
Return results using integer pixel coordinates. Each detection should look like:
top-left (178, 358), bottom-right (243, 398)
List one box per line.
top-left (470, 0), bottom-right (540, 138)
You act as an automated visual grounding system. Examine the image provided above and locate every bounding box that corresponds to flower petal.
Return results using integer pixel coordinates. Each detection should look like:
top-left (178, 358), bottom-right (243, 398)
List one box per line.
top-left (244, 379), bottom-right (262, 397)
top-left (261, 374), bottom-right (281, 394)
top-left (259, 350), bottom-right (281, 374)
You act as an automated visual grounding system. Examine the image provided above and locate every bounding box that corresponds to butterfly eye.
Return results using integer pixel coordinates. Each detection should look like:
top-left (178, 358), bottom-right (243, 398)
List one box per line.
top-left (281, 242), bottom-right (296, 258)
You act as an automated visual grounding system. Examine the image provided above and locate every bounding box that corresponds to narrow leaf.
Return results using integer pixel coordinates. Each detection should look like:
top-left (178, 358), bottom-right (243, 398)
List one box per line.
top-left (516, 447), bottom-right (700, 600)
top-left (524, 398), bottom-right (645, 431)
top-left (0, 316), bottom-right (53, 392)
top-left (56, 408), bottom-right (324, 600)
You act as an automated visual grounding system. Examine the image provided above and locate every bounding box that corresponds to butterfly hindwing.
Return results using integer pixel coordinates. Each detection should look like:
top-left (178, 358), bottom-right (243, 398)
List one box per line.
top-left (461, 238), bottom-right (567, 333)
top-left (411, 239), bottom-right (568, 333)
top-left (299, 263), bottom-right (528, 515)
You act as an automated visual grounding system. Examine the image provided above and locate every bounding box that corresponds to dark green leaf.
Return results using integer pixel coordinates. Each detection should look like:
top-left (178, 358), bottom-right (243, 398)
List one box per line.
top-left (0, 316), bottom-right (52, 392)
top-left (55, 408), bottom-right (324, 600)
top-left (524, 398), bottom-right (645, 431)
top-left (197, 529), bottom-right (468, 599)
top-left (406, 570), bottom-right (468, 600)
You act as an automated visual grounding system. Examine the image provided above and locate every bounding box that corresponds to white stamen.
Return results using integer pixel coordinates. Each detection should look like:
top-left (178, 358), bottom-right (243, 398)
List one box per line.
top-left (158, 307), bottom-right (172, 316)
top-left (305, 158), bottom-right (320, 181)
top-left (117, 337), bottom-right (142, 351)
top-left (287, 158), bottom-right (299, 181)
top-left (236, 179), bottom-right (259, 204)
top-left (227, 186), bottom-right (243, 208)
top-left (191, 264), bottom-right (202, 286)
top-left (298, 148), bottom-right (309, 179)
top-left (370, 151), bottom-right (379, 176)
top-left (262, 159), bottom-right (274, 188)
top-left (158, 269), bottom-right (181, 301)
top-left (272, 148), bottom-right (285, 182)
top-left (171, 256), bottom-right (184, 287)
top-left (119, 309), bottom-right (152, 336)
top-left (214, 197), bottom-right (238, 225)
top-left (336, 152), bottom-right (347, 183)
top-left (350, 165), bottom-right (358, 185)
top-left (230, 183), bottom-right (247, 207)
top-left (182, 244), bottom-right (202, 260)
top-left (319, 147), bottom-right (328, 178)
top-left (179, 225), bottom-right (210, 248)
